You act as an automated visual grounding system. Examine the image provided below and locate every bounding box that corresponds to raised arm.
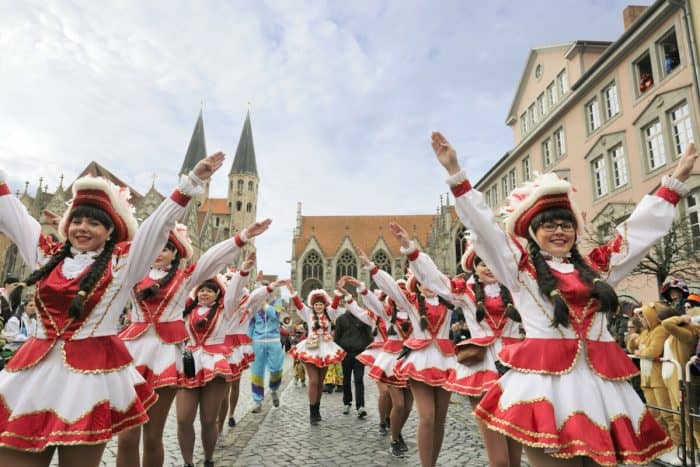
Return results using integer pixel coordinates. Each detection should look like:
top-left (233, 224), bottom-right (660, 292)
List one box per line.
top-left (123, 153), bottom-right (225, 286)
top-left (432, 132), bottom-right (522, 291)
top-left (223, 252), bottom-right (256, 315)
top-left (0, 170), bottom-right (43, 267)
top-left (346, 276), bottom-right (389, 322)
top-left (189, 218), bottom-right (272, 286)
top-left (388, 222), bottom-right (474, 311)
top-left (591, 143), bottom-right (698, 286)
top-left (286, 282), bottom-right (311, 322)
top-left (245, 279), bottom-right (288, 317)
top-left (336, 278), bottom-right (375, 328)
top-left (357, 247), bottom-right (413, 315)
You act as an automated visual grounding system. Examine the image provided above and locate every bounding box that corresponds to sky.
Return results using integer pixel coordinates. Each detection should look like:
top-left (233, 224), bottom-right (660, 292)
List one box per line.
top-left (0, 0), bottom-right (653, 277)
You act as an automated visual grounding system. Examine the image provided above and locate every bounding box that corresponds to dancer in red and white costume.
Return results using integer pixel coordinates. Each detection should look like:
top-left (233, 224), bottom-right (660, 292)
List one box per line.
top-left (217, 275), bottom-right (287, 435)
top-left (176, 259), bottom-right (253, 467)
top-left (0, 153), bottom-right (224, 467)
top-left (340, 277), bottom-right (393, 437)
top-left (363, 231), bottom-right (458, 467)
top-left (287, 284), bottom-right (346, 425)
top-left (429, 132), bottom-right (697, 466)
top-left (116, 219), bottom-right (270, 467)
top-left (404, 237), bottom-right (524, 466)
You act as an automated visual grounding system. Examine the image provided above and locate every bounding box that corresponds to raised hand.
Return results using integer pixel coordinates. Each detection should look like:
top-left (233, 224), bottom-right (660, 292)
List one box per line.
top-left (336, 276), bottom-right (347, 290)
top-left (42, 209), bottom-right (61, 228)
top-left (431, 132), bottom-right (461, 175)
top-left (671, 142), bottom-right (697, 182)
top-left (193, 151), bottom-right (226, 181)
top-left (343, 276), bottom-right (361, 287)
top-left (245, 218), bottom-right (272, 238)
top-left (271, 278), bottom-right (290, 289)
top-left (242, 252), bottom-right (256, 271)
top-left (356, 247), bottom-right (371, 267)
top-left (388, 222), bottom-right (411, 249)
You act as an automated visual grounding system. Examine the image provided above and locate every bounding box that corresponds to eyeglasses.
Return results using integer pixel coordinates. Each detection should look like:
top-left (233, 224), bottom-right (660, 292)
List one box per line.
top-left (539, 221), bottom-right (575, 233)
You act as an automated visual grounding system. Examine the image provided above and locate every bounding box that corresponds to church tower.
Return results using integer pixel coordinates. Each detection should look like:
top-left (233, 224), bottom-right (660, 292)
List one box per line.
top-left (180, 110), bottom-right (208, 205)
top-left (227, 111), bottom-right (259, 238)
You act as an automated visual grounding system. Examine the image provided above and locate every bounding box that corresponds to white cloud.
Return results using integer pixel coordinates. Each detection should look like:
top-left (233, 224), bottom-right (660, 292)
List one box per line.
top-left (0, 0), bottom-right (650, 276)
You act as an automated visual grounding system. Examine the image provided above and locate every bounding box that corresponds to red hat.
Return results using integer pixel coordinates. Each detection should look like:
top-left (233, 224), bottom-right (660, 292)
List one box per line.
top-left (306, 289), bottom-right (331, 308)
top-left (59, 176), bottom-right (138, 243)
top-left (500, 172), bottom-right (584, 239)
top-left (168, 223), bottom-right (194, 260)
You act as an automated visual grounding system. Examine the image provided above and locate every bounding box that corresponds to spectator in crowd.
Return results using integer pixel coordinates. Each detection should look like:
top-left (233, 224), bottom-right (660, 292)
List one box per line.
top-left (2, 297), bottom-right (37, 359)
top-left (292, 323), bottom-right (307, 386)
top-left (608, 301), bottom-right (635, 348)
top-left (661, 276), bottom-right (690, 315)
top-left (334, 291), bottom-right (373, 418)
top-left (625, 316), bottom-right (645, 400)
top-left (0, 276), bottom-right (19, 326)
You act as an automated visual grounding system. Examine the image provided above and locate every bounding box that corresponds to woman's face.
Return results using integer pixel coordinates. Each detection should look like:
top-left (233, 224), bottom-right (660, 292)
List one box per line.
top-left (24, 301), bottom-right (37, 316)
top-left (312, 301), bottom-right (325, 313)
top-left (68, 216), bottom-right (113, 252)
top-left (197, 286), bottom-right (219, 306)
top-left (474, 261), bottom-right (497, 285)
top-left (669, 289), bottom-right (683, 301)
top-left (153, 246), bottom-right (176, 270)
top-left (534, 219), bottom-right (576, 257)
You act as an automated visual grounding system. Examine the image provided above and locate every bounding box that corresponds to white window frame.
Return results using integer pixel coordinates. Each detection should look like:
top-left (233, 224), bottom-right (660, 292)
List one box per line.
top-left (508, 168), bottom-right (517, 192)
top-left (547, 82), bottom-right (557, 107)
top-left (528, 104), bottom-right (537, 127)
top-left (687, 189), bottom-right (700, 251)
top-left (557, 70), bottom-right (568, 97)
top-left (609, 144), bottom-right (628, 188)
top-left (520, 113), bottom-right (528, 135)
top-left (586, 98), bottom-right (601, 133)
top-left (501, 176), bottom-right (509, 199)
top-left (542, 138), bottom-right (553, 166)
top-left (554, 128), bottom-right (566, 159)
top-left (537, 93), bottom-right (546, 119)
top-left (592, 156), bottom-right (609, 197)
top-left (644, 119), bottom-right (666, 170)
top-left (669, 102), bottom-right (694, 157)
top-left (603, 82), bottom-right (620, 119)
top-left (522, 156), bottom-right (531, 181)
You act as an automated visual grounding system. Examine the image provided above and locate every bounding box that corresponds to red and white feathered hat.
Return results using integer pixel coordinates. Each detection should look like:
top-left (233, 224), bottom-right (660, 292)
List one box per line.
top-left (168, 223), bottom-right (194, 260)
top-left (500, 172), bottom-right (584, 238)
top-left (460, 242), bottom-right (477, 272)
top-left (59, 176), bottom-right (138, 243)
top-left (306, 289), bottom-right (331, 308)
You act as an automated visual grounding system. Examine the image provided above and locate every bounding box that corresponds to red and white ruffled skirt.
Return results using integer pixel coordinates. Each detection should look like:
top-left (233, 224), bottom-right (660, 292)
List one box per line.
top-left (393, 341), bottom-right (456, 387)
top-left (474, 349), bottom-right (672, 466)
top-left (444, 343), bottom-right (499, 396)
top-left (179, 347), bottom-right (235, 389)
top-left (289, 337), bottom-right (345, 368)
top-left (123, 327), bottom-right (182, 390)
top-left (0, 342), bottom-right (156, 451)
top-left (357, 341), bottom-right (384, 368)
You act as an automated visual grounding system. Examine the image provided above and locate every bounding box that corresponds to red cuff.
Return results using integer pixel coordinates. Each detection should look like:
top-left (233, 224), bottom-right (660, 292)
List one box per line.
top-left (292, 295), bottom-right (304, 310)
top-left (331, 293), bottom-right (341, 309)
top-left (370, 266), bottom-right (379, 276)
top-left (240, 270), bottom-right (250, 277)
top-left (346, 298), bottom-right (354, 304)
top-left (266, 285), bottom-right (273, 293)
top-left (450, 179), bottom-right (472, 197)
top-left (656, 186), bottom-right (681, 206)
top-left (0, 183), bottom-right (10, 196)
top-left (406, 249), bottom-right (419, 261)
top-left (360, 288), bottom-right (368, 295)
top-left (234, 234), bottom-right (246, 248)
top-left (170, 190), bottom-right (191, 207)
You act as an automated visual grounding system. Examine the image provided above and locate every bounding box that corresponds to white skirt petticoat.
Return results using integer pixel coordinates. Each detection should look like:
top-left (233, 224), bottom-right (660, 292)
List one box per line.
top-left (0, 341), bottom-right (156, 451)
top-left (444, 344), bottom-right (499, 396)
top-left (368, 348), bottom-right (407, 387)
top-left (393, 342), bottom-right (456, 387)
top-left (180, 347), bottom-right (234, 389)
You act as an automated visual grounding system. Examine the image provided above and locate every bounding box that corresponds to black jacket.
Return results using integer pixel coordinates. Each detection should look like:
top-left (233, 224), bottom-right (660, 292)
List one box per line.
top-left (334, 311), bottom-right (373, 353)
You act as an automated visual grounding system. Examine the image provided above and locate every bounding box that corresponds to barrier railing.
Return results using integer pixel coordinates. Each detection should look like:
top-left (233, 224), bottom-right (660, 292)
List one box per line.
top-left (628, 354), bottom-right (692, 466)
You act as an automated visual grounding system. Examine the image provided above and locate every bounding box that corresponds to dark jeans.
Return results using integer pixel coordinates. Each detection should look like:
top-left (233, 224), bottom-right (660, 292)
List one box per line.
top-left (342, 351), bottom-right (365, 409)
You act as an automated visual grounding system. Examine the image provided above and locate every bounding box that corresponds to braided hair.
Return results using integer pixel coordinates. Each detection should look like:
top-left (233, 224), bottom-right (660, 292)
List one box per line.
top-left (528, 208), bottom-right (619, 328)
top-left (136, 241), bottom-right (181, 300)
top-left (183, 279), bottom-right (222, 329)
top-left (471, 256), bottom-right (521, 323)
top-left (414, 279), bottom-right (455, 331)
top-left (386, 299), bottom-right (409, 336)
top-left (17, 205), bottom-right (116, 319)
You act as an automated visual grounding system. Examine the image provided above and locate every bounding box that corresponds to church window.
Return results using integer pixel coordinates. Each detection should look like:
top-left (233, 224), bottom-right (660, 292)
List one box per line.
top-left (302, 251), bottom-right (323, 281)
top-left (248, 181), bottom-right (254, 191)
top-left (335, 250), bottom-right (358, 282)
top-left (246, 203), bottom-right (253, 213)
top-left (237, 179), bottom-right (244, 192)
top-left (236, 201), bottom-right (242, 211)
top-left (369, 250), bottom-right (391, 289)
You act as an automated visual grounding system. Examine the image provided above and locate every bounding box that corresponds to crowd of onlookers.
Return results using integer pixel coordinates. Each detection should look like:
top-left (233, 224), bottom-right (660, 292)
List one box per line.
top-left (0, 276), bottom-right (37, 367)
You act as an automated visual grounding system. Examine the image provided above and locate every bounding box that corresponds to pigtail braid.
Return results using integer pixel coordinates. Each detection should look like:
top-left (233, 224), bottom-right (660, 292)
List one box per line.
top-left (569, 246), bottom-right (619, 315)
top-left (500, 285), bottom-right (522, 322)
top-left (528, 241), bottom-right (570, 328)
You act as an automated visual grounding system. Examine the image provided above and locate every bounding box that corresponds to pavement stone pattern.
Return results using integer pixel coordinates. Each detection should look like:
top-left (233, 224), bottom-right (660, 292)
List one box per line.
top-left (49, 353), bottom-right (655, 466)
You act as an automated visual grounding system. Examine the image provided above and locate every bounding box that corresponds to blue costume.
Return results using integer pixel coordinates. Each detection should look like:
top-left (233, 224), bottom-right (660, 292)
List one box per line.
top-left (248, 305), bottom-right (284, 403)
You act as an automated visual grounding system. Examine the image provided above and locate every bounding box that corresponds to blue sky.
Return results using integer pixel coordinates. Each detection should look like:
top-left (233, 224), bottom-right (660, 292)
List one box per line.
top-left (0, 0), bottom-right (652, 277)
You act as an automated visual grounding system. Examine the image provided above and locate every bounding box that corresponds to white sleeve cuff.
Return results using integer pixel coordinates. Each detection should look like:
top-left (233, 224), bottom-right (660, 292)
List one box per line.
top-left (239, 229), bottom-right (249, 242)
top-left (445, 170), bottom-right (468, 187)
top-left (399, 241), bottom-right (418, 256)
top-left (178, 173), bottom-right (205, 197)
top-left (662, 175), bottom-right (690, 197)
top-left (362, 262), bottom-right (377, 271)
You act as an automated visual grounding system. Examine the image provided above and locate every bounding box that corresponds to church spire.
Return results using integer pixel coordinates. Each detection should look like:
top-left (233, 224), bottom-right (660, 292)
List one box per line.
top-left (229, 111), bottom-right (258, 177)
top-left (180, 110), bottom-right (207, 176)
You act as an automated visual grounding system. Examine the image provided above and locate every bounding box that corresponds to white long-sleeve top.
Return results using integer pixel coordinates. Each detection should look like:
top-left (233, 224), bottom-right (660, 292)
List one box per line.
top-left (3, 314), bottom-right (36, 351)
top-left (0, 174), bottom-right (202, 342)
top-left (430, 170), bottom-right (688, 377)
top-left (291, 293), bottom-right (340, 339)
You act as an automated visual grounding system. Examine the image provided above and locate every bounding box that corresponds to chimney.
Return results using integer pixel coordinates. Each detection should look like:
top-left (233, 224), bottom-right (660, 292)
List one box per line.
top-left (623, 5), bottom-right (647, 31)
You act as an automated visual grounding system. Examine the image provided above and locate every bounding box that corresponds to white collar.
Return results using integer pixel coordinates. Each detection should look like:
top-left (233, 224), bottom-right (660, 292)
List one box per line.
top-left (149, 268), bottom-right (170, 280)
top-left (70, 247), bottom-right (102, 258)
top-left (424, 295), bottom-right (439, 306)
top-left (483, 282), bottom-right (501, 298)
